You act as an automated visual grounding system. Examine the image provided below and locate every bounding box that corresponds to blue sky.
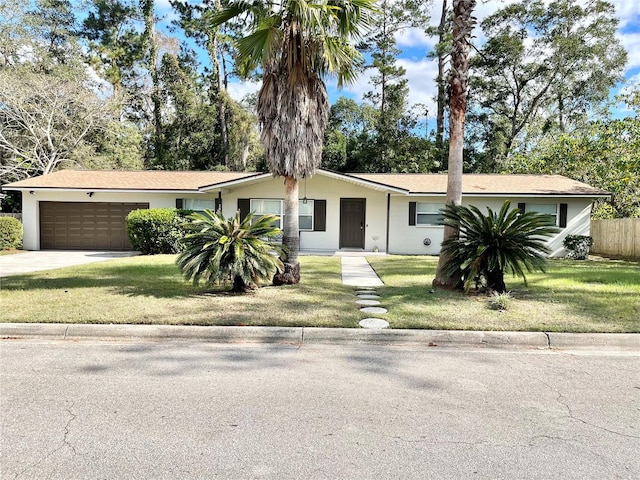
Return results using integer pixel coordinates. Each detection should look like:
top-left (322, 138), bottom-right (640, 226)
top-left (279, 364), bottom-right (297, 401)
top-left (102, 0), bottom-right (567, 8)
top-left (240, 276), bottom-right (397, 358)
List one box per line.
top-left (155, 0), bottom-right (640, 117)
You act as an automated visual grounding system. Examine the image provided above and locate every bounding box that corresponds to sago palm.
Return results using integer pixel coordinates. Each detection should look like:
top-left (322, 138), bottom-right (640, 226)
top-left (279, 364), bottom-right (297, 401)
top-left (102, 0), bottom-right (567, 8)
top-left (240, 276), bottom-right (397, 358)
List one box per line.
top-left (176, 210), bottom-right (284, 292)
top-left (209, 0), bottom-right (375, 284)
top-left (439, 200), bottom-right (559, 293)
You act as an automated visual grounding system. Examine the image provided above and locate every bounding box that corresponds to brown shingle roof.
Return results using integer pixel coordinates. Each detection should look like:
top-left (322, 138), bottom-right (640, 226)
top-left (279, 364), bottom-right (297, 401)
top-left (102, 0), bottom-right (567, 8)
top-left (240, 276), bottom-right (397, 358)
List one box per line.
top-left (2, 169), bottom-right (609, 196)
top-left (2, 170), bottom-right (260, 191)
top-left (350, 173), bottom-right (609, 196)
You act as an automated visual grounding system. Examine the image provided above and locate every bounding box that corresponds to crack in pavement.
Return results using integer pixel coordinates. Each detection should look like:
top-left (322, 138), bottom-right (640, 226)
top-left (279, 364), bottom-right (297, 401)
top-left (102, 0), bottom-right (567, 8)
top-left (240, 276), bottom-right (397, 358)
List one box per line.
top-left (555, 392), bottom-right (640, 440)
top-left (507, 356), bottom-right (640, 440)
top-left (12, 401), bottom-right (78, 479)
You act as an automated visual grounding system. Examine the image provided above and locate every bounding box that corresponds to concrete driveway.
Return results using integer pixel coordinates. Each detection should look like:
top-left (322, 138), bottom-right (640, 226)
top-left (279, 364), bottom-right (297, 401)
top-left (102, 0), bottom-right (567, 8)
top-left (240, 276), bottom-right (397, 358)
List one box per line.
top-left (0, 250), bottom-right (139, 277)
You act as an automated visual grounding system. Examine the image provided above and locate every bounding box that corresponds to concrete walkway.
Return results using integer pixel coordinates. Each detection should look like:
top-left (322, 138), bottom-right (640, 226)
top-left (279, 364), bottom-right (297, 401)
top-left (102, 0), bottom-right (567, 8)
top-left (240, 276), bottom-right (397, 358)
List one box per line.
top-left (340, 256), bottom-right (384, 287)
top-left (0, 250), bottom-right (139, 277)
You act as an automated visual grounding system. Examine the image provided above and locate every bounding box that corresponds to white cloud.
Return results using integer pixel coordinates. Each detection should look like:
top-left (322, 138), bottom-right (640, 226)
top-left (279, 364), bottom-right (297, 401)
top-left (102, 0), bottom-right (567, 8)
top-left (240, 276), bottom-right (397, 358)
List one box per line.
top-left (395, 27), bottom-right (436, 49)
top-left (618, 32), bottom-right (640, 71)
top-left (398, 58), bottom-right (440, 109)
top-left (227, 79), bottom-right (261, 102)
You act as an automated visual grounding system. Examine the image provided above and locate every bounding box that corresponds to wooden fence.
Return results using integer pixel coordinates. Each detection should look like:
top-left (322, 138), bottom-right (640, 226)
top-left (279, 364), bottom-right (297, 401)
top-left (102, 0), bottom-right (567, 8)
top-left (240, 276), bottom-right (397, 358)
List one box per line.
top-left (590, 218), bottom-right (640, 259)
top-left (0, 213), bottom-right (21, 221)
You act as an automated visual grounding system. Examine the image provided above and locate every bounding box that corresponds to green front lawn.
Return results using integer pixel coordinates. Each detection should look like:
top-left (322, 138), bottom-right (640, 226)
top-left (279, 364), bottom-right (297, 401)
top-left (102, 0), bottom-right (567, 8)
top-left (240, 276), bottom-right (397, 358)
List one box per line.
top-left (0, 256), bottom-right (359, 327)
top-left (1, 255), bottom-right (638, 332)
top-left (368, 256), bottom-right (640, 333)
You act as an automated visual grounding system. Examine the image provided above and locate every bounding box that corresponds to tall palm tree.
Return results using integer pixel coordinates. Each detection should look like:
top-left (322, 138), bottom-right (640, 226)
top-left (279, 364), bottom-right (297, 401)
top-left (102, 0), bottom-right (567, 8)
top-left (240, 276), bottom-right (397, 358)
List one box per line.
top-left (433, 0), bottom-right (476, 290)
top-left (209, 0), bottom-right (375, 285)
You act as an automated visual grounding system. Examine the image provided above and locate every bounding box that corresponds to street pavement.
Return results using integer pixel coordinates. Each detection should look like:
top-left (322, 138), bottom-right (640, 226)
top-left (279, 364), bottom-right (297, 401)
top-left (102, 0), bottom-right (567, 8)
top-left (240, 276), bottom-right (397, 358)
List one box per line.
top-left (1, 339), bottom-right (638, 479)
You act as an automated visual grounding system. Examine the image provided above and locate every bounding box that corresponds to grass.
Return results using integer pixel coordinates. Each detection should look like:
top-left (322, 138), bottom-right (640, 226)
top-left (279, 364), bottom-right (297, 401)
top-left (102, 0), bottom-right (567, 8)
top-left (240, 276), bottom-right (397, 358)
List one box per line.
top-left (1, 254), bottom-right (638, 332)
top-left (0, 255), bottom-right (360, 327)
top-left (367, 256), bottom-right (640, 333)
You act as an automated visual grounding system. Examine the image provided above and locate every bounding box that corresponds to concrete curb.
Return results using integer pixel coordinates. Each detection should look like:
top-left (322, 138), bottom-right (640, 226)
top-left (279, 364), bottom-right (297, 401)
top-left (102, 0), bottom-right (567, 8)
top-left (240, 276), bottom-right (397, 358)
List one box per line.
top-left (1, 323), bottom-right (638, 350)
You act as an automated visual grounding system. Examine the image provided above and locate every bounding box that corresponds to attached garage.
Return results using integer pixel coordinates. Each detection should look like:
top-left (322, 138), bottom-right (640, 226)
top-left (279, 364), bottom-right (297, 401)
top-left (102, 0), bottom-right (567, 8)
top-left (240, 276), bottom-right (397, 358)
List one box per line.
top-left (39, 202), bottom-right (148, 250)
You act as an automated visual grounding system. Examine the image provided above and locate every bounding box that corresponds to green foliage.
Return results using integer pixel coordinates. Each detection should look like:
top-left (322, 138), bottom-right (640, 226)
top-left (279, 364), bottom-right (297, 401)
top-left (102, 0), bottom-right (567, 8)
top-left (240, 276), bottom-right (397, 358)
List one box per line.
top-left (469, 0), bottom-right (627, 166)
top-left (488, 291), bottom-right (512, 311)
top-left (0, 216), bottom-right (22, 249)
top-left (126, 208), bottom-right (185, 255)
top-left (439, 201), bottom-right (559, 293)
top-left (322, 96), bottom-right (441, 173)
top-left (563, 235), bottom-right (593, 260)
top-left (176, 211), bottom-right (284, 292)
top-left (503, 113), bottom-right (640, 218)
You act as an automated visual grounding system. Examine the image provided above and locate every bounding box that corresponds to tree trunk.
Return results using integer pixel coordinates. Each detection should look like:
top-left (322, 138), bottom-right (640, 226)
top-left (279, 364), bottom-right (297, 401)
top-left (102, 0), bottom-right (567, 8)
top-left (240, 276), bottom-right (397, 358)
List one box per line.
top-left (273, 176), bottom-right (301, 285)
top-left (433, 0), bottom-right (476, 291)
top-left (436, 0), bottom-right (448, 157)
top-left (486, 269), bottom-right (506, 294)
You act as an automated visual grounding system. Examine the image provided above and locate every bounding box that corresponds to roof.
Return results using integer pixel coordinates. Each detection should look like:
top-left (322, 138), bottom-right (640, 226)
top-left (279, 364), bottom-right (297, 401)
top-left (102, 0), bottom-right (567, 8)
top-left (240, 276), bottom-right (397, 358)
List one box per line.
top-left (2, 169), bottom-right (609, 197)
top-left (349, 173), bottom-right (610, 196)
top-left (2, 170), bottom-right (260, 192)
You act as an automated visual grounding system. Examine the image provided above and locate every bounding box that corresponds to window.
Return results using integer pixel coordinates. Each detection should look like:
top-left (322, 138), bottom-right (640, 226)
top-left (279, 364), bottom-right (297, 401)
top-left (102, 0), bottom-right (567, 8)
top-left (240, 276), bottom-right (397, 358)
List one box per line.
top-left (416, 203), bottom-right (445, 225)
top-left (525, 204), bottom-right (558, 225)
top-left (251, 199), bottom-right (284, 228)
top-left (184, 199), bottom-right (216, 212)
top-left (298, 200), bottom-right (314, 230)
top-left (250, 199), bottom-right (315, 231)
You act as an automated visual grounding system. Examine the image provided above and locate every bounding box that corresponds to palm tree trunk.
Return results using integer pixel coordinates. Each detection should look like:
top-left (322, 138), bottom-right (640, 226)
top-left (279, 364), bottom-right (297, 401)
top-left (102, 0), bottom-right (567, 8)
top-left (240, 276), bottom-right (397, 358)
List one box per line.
top-left (273, 176), bottom-right (301, 285)
top-left (433, 0), bottom-right (476, 290)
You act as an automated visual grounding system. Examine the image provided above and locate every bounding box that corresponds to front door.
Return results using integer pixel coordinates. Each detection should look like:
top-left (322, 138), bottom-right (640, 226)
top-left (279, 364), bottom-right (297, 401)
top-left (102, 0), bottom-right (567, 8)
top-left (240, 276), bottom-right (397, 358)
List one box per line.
top-left (340, 198), bottom-right (366, 249)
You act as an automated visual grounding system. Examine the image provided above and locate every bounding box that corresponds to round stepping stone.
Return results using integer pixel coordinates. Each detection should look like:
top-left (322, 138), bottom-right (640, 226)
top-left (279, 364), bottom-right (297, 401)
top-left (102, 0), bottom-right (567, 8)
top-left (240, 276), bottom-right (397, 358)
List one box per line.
top-left (356, 299), bottom-right (381, 306)
top-left (359, 318), bottom-right (390, 329)
top-left (357, 294), bottom-right (381, 299)
top-left (355, 289), bottom-right (376, 295)
top-left (360, 306), bottom-right (388, 314)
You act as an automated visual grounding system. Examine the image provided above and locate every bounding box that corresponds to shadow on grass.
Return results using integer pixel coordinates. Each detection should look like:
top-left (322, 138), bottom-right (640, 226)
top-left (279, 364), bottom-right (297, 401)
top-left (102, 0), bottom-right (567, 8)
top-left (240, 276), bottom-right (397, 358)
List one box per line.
top-left (1, 263), bottom-right (239, 299)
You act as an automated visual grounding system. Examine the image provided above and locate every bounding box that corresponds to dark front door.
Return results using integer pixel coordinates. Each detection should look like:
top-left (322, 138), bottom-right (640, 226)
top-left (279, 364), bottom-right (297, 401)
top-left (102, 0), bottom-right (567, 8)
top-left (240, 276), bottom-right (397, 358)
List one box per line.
top-left (340, 198), bottom-right (366, 249)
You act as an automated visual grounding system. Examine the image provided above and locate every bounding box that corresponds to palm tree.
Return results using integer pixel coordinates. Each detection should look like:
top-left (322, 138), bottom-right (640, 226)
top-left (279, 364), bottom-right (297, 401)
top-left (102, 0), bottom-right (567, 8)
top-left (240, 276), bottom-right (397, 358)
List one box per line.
top-left (433, 0), bottom-right (476, 290)
top-left (439, 201), bottom-right (559, 293)
top-left (176, 211), bottom-right (284, 292)
top-left (209, 0), bottom-right (375, 284)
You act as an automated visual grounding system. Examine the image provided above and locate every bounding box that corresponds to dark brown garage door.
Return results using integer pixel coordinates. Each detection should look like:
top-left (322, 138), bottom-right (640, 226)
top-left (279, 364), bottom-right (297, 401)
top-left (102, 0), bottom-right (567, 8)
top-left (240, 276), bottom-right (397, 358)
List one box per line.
top-left (40, 202), bottom-right (149, 250)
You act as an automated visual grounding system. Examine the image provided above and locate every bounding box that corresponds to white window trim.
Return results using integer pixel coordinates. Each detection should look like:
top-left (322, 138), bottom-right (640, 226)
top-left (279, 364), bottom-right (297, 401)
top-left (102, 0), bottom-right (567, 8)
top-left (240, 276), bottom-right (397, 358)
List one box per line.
top-left (250, 198), bottom-right (315, 231)
top-left (416, 202), bottom-right (445, 226)
top-left (524, 203), bottom-right (559, 226)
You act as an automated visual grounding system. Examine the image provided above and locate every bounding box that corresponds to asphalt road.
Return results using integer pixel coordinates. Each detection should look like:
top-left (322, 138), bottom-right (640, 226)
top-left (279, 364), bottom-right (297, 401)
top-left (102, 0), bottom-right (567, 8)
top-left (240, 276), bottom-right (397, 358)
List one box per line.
top-left (1, 340), bottom-right (638, 479)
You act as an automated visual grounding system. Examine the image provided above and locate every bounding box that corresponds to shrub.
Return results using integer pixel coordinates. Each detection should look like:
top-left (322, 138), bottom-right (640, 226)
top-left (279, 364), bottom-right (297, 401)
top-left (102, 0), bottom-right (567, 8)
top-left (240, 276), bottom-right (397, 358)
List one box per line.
top-left (0, 216), bottom-right (22, 250)
top-left (488, 291), bottom-right (512, 311)
top-left (177, 210), bottom-right (284, 292)
top-left (439, 200), bottom-right (559, 293)
top-left (563, 235), bottom-right (593, 260)
top-left (126, 208), bottom-right (185, 255)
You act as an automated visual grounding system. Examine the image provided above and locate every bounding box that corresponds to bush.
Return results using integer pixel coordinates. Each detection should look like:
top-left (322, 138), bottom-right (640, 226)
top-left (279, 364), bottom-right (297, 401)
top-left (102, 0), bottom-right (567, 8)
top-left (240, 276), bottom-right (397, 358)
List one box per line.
top-left (563, 235), bottom-right (593, 260)
top-left (177, 211), bottom-right (284, 292)
top-left (439, 201), bottom-right (559, 293)
top-left (488, 291), bottom-right (512, 311)
top-left (126, 208), bottom-right (186, 255)
top-left (0, 216), bottom-right (22, 250)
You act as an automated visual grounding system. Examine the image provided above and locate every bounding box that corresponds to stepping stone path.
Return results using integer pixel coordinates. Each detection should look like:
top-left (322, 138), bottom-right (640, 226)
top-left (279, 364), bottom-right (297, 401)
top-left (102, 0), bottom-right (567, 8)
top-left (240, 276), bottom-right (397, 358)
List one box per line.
top-left (355, 287), bottom-right (389, 329)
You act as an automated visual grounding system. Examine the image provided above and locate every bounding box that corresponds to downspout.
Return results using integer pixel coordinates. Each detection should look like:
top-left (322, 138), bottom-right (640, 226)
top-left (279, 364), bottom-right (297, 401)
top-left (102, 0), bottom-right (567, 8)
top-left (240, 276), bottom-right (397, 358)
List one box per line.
top-left (386, 193), bottom-right (391, 254)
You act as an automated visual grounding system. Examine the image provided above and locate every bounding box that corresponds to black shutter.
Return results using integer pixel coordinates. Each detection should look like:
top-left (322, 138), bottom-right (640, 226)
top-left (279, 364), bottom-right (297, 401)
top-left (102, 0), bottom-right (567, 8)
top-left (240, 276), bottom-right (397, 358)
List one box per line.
top-left (517, 202), bottom-right (526, 215)
top-left (238, 198), bottom-right (250, 219)
top-left (409, 202), bottom-right (416, 226)
top-left (559, 203), bottom-right (568, 228)
top-left (176, 198), bottom-right (183, 209)
top-left (313, 200), bottom-right (326, 231)
top-left (214, 197), bottom-right (222, 213)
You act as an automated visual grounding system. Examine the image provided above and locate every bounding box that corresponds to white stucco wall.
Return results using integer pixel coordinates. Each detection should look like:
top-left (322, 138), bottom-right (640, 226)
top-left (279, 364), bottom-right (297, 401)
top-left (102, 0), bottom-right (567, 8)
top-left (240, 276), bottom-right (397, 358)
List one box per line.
top-left (221, 174), bottom-right (389, 252)
top-left (15, 176), bottom-right (595, 256)
top-left (18, 190), bottom-right (215, 250)
top-left (388, 195), bottom-right (594, 256)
